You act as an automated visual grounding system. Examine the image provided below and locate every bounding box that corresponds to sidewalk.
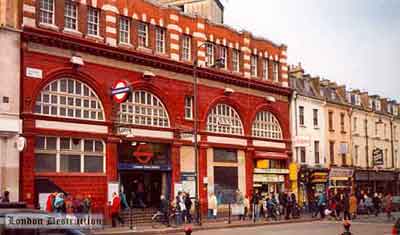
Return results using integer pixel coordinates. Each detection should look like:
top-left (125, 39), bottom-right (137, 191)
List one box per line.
top-left (92, 214), bottom-right (318, 235)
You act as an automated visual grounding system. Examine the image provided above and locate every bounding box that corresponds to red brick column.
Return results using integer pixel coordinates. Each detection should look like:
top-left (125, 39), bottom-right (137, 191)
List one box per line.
top-left (245, 147), bottom-right (255, 197)
top-left (170, 142), bottom-right (181, 197)
top-left (198, 143), bottom-right (208, 214)
top-left (106, 136), bottom-right (119, 182)
top-left (20, 132), bottom-right (36, 207)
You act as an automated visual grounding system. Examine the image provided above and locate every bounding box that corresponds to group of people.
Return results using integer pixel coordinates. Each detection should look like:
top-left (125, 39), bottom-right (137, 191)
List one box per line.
top-left (45, 192), bottom-right (92, 214)
top-left (310, 190), bottom-right (395, 221)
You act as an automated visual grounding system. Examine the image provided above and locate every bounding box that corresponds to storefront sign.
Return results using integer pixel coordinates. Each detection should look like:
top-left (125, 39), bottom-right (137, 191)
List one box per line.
top-left (355, 171), bottom-right (395, 181)
top-left (373, 148), bottom-right (384, 166)
top-left (111, 80), bottom-right (130, 103)
top-left (289, 163), bottom-right (298, 181)
top-left (311, 172), bottom-right (328, 183)
top-left (329, 167), bottom-right (353, 179)
top-left (181, 173), bottom-right (196, 197)
top-left (107, 182), bottom-right (119, 203)
top-left (26, 67), bottom-right (43, 79)
top-left (133, 143), bottom-right (154, 164)
top-left (254, 168), bottom-right (289, 174)
top-left (118, 163), bottom-right (171, 171)
top-left (293, 136), bottom-right (311, 147)
top-left (253, 174), bottom-right (285, 183)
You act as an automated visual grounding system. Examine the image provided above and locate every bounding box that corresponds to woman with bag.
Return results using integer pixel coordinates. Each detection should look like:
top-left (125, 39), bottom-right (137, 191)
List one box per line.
top-left (236, 190), bottom-right (245, 220)
top-left (208, 192), bottom-right (218, 220)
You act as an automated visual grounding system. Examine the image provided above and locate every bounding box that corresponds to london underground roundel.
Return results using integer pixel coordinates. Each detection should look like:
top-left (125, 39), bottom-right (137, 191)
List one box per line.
top-left (111, 80), bottom-right (130, 103)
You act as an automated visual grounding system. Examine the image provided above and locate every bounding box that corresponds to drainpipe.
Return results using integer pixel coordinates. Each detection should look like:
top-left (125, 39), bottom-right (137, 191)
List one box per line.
top-left (293, 91), bottom-right (298, 163)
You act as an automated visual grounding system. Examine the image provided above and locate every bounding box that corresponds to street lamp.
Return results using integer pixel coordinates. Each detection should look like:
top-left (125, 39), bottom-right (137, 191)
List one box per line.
top-left (193, 42), bottom-right (225, 225)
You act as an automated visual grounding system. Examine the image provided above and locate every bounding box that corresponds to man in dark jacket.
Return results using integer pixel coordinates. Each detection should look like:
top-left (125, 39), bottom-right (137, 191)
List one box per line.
top-left (159, 195), bottom-right (169, 224)
top-left (372, 193), bottom-right (381, 216)
top-left (343, 193), bottom-right (351, 220)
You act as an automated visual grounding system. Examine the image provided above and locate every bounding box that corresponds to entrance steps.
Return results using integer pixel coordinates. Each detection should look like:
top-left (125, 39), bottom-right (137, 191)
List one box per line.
top-left (120, 207), bottom-right (158, 226)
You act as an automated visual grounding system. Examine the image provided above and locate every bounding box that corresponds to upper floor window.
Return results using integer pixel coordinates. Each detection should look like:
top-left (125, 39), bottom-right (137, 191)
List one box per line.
top-left (314, 141), bottom-right (320, 164)
top-left (138, 22), bottom-right (149, 48)
top-left (353, 117), bottom-right (357, 132)
top-left (329, 141), bottom-right (335, 164)
top-left (300, 147), bottom-right (306, 163)
top-left (340, 113), bottom-right (345, 132)
top-left (273, 62), bottom-right (279, 82)
top-left (354, 145), bottom-right (359, 166)
top-left (384, 123), bottom-right (387, 138)
top-left (64, 0), bottom-right (77, 30)
top-left (87, 7), bottom-right (99, 36)
top-left (39, 0), bottom-right (55, 25)
top-left (34, 78), bottom-right (105, 121)
top-left (207, 104), bottom-right (243, 135)
top-left (155, 27), bottom-right (166, 54)
top-left (35, 136), bottom-right (105, 173)
top-left (299, 106), bottom-right (305, 126)
top-left (250, 55), bottom-right (258, 77)
top-left (394, 105), bottom-right (399, 116)
top-left (328, 111), bottom-right (334, 130)
top-left (184, 96), bottom-right (193, 120)
top-left (262, 59), bottom-right (269, 80)
top-left (376, 100), bottom-right (381, 111)
top-left (181, 35), bottom-right (191, 61)
top-left (252, 111), bottom-right (282, 140)
top-left (313, 109), bottom-right (318, 127)
top-left (232, 49), bottom-right (240, 73)
top-left (205, 42), bottom-right (214, 66)
top-left (219, 46), bottom-right (227, 69)
top-left (119, 90), bottom-right (169, 128)
top-left (119, 17), bottom-right (130, 44)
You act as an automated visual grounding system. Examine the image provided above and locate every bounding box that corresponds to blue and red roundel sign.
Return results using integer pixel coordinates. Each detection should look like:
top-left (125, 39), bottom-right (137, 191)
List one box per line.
top-left (111, 80), bottom-right (130, 103)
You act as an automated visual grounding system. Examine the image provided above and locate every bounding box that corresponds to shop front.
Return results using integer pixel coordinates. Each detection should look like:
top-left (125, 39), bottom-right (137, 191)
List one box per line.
top-left (354, 170), bottom-right (396, 194)
top-left (298, 166), bottom-right (328, 205)
top-left (329, 167), bottom-right (353, 196)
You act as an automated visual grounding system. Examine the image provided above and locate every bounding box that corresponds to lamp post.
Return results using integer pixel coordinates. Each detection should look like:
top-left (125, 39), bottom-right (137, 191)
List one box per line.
top-left (193, 42), bottom-right (225, 225)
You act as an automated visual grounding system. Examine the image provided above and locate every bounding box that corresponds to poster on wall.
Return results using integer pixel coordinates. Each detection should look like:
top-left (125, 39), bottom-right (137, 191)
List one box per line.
top-left (174, 183), bottom-right (182, 197)
top-left (108, 182), bottom-right (119, 203)
top-left (373, 148), bottom-right (384, 167)
top-left (181, 173), bottom-right (196, 197)
top-left (38, 193), bottom-right (50, 211)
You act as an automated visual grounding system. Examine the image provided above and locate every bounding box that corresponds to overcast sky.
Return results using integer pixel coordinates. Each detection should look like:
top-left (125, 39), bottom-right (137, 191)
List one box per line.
top-left (222, 0), bottom-right (400, 101)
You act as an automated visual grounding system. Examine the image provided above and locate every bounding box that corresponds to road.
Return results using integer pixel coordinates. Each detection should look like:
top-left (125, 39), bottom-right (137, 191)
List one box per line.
top-left (174, 220), bottom-right (393, 235)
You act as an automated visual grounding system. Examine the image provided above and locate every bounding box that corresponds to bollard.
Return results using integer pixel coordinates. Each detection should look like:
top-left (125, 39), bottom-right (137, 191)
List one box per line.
top-left (228, 202), bottom-right (231, 224)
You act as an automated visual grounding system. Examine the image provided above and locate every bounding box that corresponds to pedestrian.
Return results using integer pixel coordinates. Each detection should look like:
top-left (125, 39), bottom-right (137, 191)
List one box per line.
top-left (317, 193), bottom-right (326, 219)
top-left (46, 193), bottom-right (56, 212)
top-left (1, 190), bottom-right (10, 203)
top-left (236, 190), bottom-right (245, 220)
top-left (158, 195), bottom-right (169, 224)
top-left (384, 193), bottom-right (394, 221)
top-left (83, 195), bottom-right (92, 214)
top-left (372, 193), bottom-right (381, 216)
top-left (284, 193), bottom-right (292, 220)
top-left (120, 191), bottom-right (129, 211)
top-left (244, 195), bottom-right (250, 220)
top-left (329, 197), bottom-right (338, 220)
top-left (251, 190), bottom-right (261, 220)
top-left (72, 195), bottom-right (83, 214)
top-left (349, 193), bottom-right (357, 219)
top-left (184, 192), bottom-right (193, 223)
top-left (208, 192), bottom-right (218, 220)
top-left (364, 194), bottom-right (373, 216)
top-left (336, 193), bottom-right (343, 220)
top-left (53, 193), bottom-right (65, 213)
top-left (111, 192), bottom-right (123, 227)
top-left (343, 193), bottom-right (351, 220)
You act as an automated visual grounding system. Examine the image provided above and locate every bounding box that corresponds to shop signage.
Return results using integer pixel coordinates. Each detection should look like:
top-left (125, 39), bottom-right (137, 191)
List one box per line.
top-left (293, 136), bottom-right (311, 147)
top-left (253, 174), bottom-right (285, 183)
top-left (118, 163), bottom-right (171, 171)
top-left (289, 163), bottom-right (298, 181)
top-left (26, 67), bottom-right (43, 79)
top-left (329, 167), bottom-right (353, 178)
top-left (311, 172), bottom-right (328, 183)
top-left (133, 143), bottom-right (154, 164)
top-left (254, 168), bottom-right (289, 174)
top-left (355, 171), bottom-right (395, 181)
top-left (373, 148), bottom-right (384, 167)
top-left (181, 173), bottom-right (196, 197)
top-left (111, 80), bottom-right (130, 103)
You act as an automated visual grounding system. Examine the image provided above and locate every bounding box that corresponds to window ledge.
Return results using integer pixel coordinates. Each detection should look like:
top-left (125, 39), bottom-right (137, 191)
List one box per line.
top-left (63, 28), bottom-right (83, 36)
top-left (85, 34), bottom-right (104, 42)
top-left (314, 126), bottom-right (320, 130)
top-left (232, 71), bottom-right (242, 76)
top-left (299, 124), bottom-right (306, 128)
top-left (35, 172), bottom-right (106, 177)
top-left (137, 46), bottom-right (152, 54)
top-left (119, 42), bottom-right (134, 48)
top-left (155, 51), bottom-right (168, 58)
top-left (184, 118), bottom-right (194, 122)
top-left (39, 23), bottom-right (59, 31)
top-left (329, 129), bottom-right (335, 132)
top-left (341, 131), bottom-right (347, 134)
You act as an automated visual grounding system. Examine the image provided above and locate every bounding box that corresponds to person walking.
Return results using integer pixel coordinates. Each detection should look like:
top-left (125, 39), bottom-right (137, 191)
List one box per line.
top-left (236, 190), bottom-right (245, 220)
top-left (208, 192), bottom-right (218, 220)
top-left (317, 193), bottom-right (326, 219)
top-left (372, 193), bottom-right (381, 216)
top-left (343, 193), bottom-right (351, 220)
top-left (83, 195), bottom-right (92, 214)
top-left (46, 193), bottom-right (56, 212)
top-left (158, 195), bottom-right (169, 224)
top-left (184, 192), bottom-right (193, 223)
top-left (251, 190), bottom-right (261, 221)
top-left (349, 193), bottom-right (357, 219)
top-left (244, 195), bottom-right (250, 220)
top-left (53, 193), bottom-right (65, 213)
top-left (384, 193), bottom-right (394, 221)
top-left (111, 192), bottom-right (123, 227)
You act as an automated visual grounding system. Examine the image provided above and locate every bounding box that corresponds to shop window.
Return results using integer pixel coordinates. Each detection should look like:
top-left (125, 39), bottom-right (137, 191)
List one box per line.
top-left (214, 166), bottom-right (238, 204)
top-left (252, 111), bottom-right (282, 140)
top-left (206, 104), bottom-right (243, 135)
top-left (39, 0), bottom-right (55, 25)
top-left (34, 78), bottom-right (105, 121)
top-left (34, 136), bottom-right (105, 173)
top-left (300, 147), bottom-right (306, 163)
top-left (119, 90), bottom-right (170, 128)
top-left (213, 149), bottom-right (237, 163)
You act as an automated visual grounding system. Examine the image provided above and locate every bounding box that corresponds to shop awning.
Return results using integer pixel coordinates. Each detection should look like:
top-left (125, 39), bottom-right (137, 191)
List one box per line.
top-left (254, 151), bottom-right (288, 160)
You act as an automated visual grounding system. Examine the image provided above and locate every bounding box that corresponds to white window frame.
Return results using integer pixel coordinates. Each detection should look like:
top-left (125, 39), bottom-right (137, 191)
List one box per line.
top-left (119, 16), bottom-right (130, 44)
top-left (119, 90), bottom-right (170, 128)
top-left (64, 0), bottom-right (78, 30)
top-left (354, 145), bottom-right (359, 166)
top-left (155, 27), bottom-right (166, 54)
top-left (250, 55), bottom-right (258, 77)
top-left (207, 104), bottom-right (243, 135)
top-left (87, 7), bottom-right (99, 36)
top-left (263, 58), bottom-right (269, 80)
top-left (219, 46), bottom-right (227, 69)
top-left (232, 49), bottom-right (240, 73)
top-left (39, 0), bottom-right (55, 25)
top-left (313, 109), bottom-right (319, 127)
top-left (35, 136), bottom-right (105, 173)
top-left (34, 78), bottom-right (105, 121)
top-left (138, 22), bottom-right (149, 48)
top-left (205, 42), bottom-right (214, 66)
top-left (181, 35), bottom-right (191, 61)
top-left (252, 111), bottom-right (283, 140)
top-left (353, 117), bottom-right (357, 132)
top-left (184, 96), bottom-right (193, 120)
top-left (273, 62), bottom-right (279, 82)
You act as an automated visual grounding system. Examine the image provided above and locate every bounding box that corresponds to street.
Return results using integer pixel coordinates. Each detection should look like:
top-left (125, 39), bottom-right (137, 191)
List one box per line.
top-left (172, 221), bottom-right (392, 235)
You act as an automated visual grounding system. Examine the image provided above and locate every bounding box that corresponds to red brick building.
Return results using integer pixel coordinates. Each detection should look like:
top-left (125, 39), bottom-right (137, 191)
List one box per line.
top-left (20, 0), bottom-right (291, 213)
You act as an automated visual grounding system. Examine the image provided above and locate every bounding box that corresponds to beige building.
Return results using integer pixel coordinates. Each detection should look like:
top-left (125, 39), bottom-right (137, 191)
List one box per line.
top-left (0, 0), bottom-right (21, 201)
top-left (159, 0), bottom-right (224, 23)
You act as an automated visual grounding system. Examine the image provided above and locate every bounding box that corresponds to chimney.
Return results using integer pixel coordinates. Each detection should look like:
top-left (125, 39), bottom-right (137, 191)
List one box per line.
top-left (288, 62), bottom-right (304, 79)
top-left (337, 85), bottom-right (346, 100)
top-left (360, 92), bottom-right (370, 108)
top-left (310, 76), bottom-right (321, 95)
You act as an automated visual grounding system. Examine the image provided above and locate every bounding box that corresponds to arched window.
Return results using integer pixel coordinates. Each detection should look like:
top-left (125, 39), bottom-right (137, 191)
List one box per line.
top-left (206, 104), bottom-right (243, 135)
top-left (119, 90), bottom-right (170, 128)
top-left (252, 111), bottom-right (282, 139)
top-left (34, 78), bottom-right (105, 121)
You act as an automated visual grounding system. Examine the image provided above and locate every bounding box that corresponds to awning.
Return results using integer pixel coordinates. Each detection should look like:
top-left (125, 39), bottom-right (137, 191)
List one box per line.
top-left (254, 151), bottom-right (288, 160)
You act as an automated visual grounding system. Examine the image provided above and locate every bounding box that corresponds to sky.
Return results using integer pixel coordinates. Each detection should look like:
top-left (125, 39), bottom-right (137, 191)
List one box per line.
top-left (221, 0), bottom-right (400, 101)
